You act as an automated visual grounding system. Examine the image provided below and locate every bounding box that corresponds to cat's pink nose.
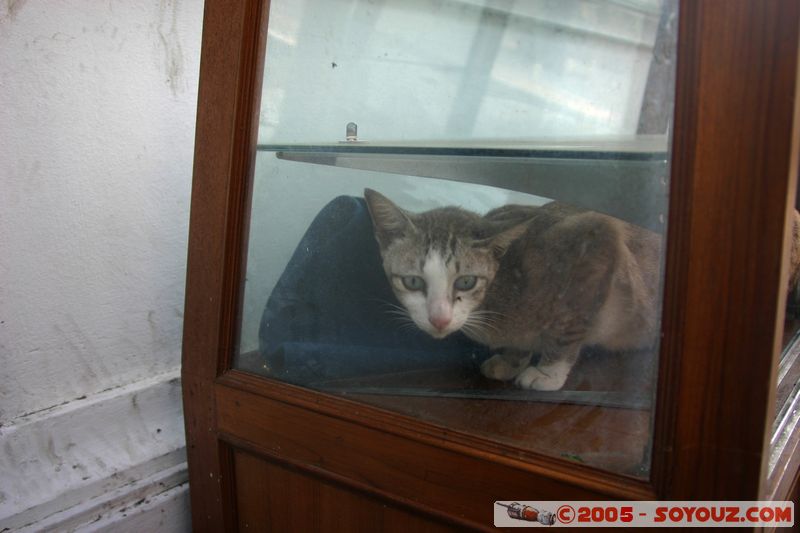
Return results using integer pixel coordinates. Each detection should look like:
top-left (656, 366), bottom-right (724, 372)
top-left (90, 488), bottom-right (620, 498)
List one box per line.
top-left (429, 315), bottom-right (451, 331)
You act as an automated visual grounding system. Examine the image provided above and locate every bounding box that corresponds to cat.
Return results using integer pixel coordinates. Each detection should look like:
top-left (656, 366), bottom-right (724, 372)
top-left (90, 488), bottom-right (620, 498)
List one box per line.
top-left (364, 188), bottom-right (662, 391)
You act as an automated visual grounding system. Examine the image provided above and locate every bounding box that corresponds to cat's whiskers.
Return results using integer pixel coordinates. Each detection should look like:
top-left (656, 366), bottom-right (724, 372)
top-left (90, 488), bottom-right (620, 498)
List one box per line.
top-left (466, 312), bottom-right (502, 331)
top-left (377, 301), bottom-right (411, 317)
top-left (377, 299), bottom-right (420, 331)
top-left (396, 322), bottom-right (419, 333)
top-left (462, 314), bottom-right (501, 340)
top-left (469, 309), bottom-right (508, 321)
top-left (466, 324), bottom-right (499, 338)
top-left (461, 323), bottom-right (493, 343)
top-left (469, 316), bottom-right (500, 330)
top-left (390, 315), bottom-right (415, 326)
top-left (459, 323), bottom-right (477, 338)
top-left (385, 309), bottom-right (411, 319)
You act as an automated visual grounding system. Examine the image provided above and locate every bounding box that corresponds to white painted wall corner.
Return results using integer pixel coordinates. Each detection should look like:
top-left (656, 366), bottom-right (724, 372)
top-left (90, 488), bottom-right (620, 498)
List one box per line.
top-left (0, 370), bottom-right (189, 532)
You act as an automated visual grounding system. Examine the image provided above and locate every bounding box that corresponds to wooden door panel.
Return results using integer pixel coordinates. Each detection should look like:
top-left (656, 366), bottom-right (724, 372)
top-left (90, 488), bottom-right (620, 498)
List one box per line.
top-left (234, 451), bottom-right (461, 532)
top-left (217, 372), bottom-right (652, 530)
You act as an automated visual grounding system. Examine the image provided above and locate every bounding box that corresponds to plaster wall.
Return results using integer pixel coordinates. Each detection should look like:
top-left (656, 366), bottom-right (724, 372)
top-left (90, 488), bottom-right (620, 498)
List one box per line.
top-left (0, 0), bottom-right (200, 425)
top-left (0, 0), bottom-right (203, 528)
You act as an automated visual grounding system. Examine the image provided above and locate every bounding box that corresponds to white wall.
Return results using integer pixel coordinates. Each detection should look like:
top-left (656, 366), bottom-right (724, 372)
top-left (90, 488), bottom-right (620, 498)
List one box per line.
top-left (0, 1), bottom-right (203, 529)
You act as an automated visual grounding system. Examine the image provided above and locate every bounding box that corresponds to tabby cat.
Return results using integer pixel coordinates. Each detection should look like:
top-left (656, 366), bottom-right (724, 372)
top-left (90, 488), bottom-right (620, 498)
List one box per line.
top-left (364, 188), bottom-right (662, 391)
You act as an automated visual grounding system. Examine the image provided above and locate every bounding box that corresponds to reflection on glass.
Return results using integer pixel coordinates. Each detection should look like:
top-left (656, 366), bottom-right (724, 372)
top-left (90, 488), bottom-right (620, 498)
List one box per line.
top-left (237, 0), bottom-right (678, 478)
top-left (771, 202), bottom-right (800, 476)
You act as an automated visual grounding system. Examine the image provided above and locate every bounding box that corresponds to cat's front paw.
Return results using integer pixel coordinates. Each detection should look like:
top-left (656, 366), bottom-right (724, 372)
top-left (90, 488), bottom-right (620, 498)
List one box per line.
top-left (480, 353), bottom-right (527, 381)
top-left (514, 365), bottom-right (569, 391)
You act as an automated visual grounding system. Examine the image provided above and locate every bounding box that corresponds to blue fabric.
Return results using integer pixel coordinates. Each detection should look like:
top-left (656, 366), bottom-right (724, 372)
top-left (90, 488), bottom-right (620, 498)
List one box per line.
top-left (258, 195), bottom-right (490, 385)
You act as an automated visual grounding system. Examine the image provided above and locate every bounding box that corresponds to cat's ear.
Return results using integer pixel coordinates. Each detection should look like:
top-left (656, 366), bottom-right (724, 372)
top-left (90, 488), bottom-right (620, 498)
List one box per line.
top-left (364, 189), bottom-right (416, 249)
top-left (474, 223), bottom-right (528, 259)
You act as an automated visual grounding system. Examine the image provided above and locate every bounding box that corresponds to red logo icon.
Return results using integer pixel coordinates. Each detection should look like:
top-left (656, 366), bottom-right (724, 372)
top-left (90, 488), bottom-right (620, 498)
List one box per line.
top-left (496, 502), bottom-right (556, 525)
top-left (557, 505), bottom-right (576, 524)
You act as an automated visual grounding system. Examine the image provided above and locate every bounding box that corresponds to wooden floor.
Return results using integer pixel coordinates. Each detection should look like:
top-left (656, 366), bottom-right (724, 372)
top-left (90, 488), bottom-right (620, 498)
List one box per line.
top-left (237, 347), bottom-right (656, 477)
top-left (348, 349), bottom-right (654, 478)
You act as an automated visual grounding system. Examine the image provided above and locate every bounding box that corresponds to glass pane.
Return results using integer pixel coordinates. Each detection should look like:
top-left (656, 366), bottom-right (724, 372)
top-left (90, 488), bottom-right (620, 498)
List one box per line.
top-left (770, 188), bottom-right (800, 477)
top-left (237, 0), bottom-right (678, 478)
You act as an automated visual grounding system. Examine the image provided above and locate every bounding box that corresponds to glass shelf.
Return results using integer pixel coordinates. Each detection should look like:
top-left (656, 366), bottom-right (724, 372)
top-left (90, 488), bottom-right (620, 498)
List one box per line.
top-left (259, 137), bottom-right (669, 232)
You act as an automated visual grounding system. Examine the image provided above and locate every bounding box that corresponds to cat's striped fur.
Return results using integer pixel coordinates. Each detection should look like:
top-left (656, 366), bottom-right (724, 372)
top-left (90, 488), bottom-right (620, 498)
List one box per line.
top-left (364, 188), bottom-right (662, 391)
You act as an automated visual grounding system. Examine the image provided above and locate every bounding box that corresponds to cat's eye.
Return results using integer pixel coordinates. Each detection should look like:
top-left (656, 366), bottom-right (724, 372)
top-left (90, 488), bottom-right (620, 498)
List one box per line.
top-left (401, 275), bottom-right (426, 291)
top-left (454, 275), bottom-right (477, 291)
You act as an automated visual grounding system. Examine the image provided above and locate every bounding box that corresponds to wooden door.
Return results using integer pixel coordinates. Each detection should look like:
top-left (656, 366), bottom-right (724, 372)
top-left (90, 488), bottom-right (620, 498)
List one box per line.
top-left (182, 0), bottom-right (800, 530)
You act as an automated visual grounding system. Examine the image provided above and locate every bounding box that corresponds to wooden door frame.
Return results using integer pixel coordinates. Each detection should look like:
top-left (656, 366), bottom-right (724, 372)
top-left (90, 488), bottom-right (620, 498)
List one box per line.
top-left (652, 0), bottom-right (800, 500)
top-left (182, 0), bottom-right (800, 529)
top-left (181, 0), bottom-right (270, 529)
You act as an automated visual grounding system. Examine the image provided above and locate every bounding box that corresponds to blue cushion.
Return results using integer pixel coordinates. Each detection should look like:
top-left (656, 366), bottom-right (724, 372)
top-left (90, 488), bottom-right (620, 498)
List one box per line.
top-left (258, 195), bottom-right (490, 386)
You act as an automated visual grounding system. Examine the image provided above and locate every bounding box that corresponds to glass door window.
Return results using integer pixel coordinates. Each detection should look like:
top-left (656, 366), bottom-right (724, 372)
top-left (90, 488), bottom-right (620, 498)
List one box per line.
top-left (235, 0), bottom-right (678, 478)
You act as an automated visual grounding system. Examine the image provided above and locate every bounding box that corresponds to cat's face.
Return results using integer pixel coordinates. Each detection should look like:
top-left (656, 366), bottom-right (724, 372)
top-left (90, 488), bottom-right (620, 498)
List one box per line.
top-left (364, 189), bottom-right (524, 339)
top-left (377, 229), bottom-right (497, 339)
